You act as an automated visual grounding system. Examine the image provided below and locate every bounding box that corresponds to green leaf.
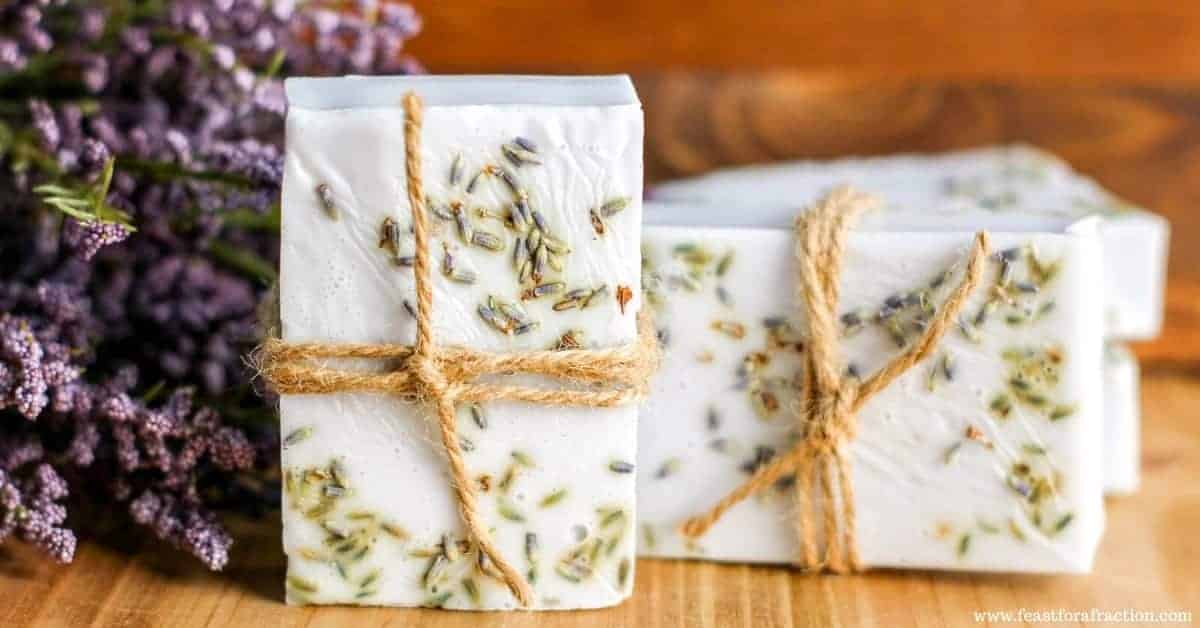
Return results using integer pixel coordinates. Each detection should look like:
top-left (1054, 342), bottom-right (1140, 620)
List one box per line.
top-left (94, 204), bottom-right (135, 227)
top-left (35, 157), bottom-right (136, 230)
top-left (47, 196), bottom-right (93, 209)
top-left (33, 184), bottom-right (78, 196)
top-left (96, 157), bottom-right (115, 199)
top-left (44, 200), bottom-right (94, 221)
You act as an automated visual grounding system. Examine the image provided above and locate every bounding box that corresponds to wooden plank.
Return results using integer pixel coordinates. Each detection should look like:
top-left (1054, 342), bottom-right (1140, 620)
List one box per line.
top-left (4, 365), bottom-right (1197, 628)
top-left (408, 2), bottom-right (1200, 81)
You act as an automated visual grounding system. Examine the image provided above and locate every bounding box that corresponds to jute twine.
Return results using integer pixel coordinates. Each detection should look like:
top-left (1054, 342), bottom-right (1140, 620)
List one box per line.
top-left (257, 93), bottom-right (661, 607)
top-left (679, 186), bottom-right (990, 573)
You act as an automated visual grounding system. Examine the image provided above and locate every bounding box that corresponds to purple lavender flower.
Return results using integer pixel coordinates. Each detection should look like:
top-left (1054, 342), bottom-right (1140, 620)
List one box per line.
top-left (0, 463), bottom-right (76, 563)
top-left (0, 1), bottom-right (423, 569)
top-left (131, 490), bottom-right (232, 571)
top-left (28, 100), bottom-right (58, 152)
top-left (0, 299), bottom-right (259, 567)
top-left (62, 218), bottom-right (131, 261)
top-left (0, 314), bottom-right (52, 419)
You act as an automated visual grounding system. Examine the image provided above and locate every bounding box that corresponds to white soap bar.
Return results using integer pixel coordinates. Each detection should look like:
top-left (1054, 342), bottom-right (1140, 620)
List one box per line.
top-left (637, 202), bottom-right (1105, 572)
top-left (650, 145), bottom-right (1168, 341)
top-left (1104, 344), bottom-right (1140, 494)
top-left (279, 76), bottom-right (644, 609)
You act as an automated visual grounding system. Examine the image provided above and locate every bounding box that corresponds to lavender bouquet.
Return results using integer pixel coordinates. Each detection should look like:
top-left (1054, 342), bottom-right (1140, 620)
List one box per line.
top-left (0, 0), bottom-right (420, 570)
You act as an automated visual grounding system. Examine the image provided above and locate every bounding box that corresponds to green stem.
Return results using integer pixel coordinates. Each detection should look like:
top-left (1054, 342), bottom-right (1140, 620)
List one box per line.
top-left (169, 203), bottom-right (280, 235)
top-left (209, 240), bottom-right (278, 284)
top-left (221, 203), bottom-right (282, 232)
top-left (118, 158), bottom-right (258, 188)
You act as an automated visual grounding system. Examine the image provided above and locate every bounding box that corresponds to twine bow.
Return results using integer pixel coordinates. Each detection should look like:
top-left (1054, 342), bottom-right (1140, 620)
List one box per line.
top-left (679, 187), bottom-right (990, 572)
top-left (260, 93), bottom-right (660, 607)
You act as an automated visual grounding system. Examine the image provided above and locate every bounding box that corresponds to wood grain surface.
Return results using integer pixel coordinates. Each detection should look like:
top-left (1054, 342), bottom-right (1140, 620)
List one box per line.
top-left (2, 367), bottom-right (1194, 627)
top-left (407, 1), bottom-right (1200, 81)
top-left (2, 74), bottom-right (1198, 626)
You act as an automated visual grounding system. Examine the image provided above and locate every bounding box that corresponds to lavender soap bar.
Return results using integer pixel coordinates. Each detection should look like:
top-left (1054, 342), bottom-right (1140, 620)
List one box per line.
top-left (651, 146), bottom-right (1168, 341)
top-left (279, 76), bottom-right (643, 609)
top-left (637, 203), bottom-right (1105, 572)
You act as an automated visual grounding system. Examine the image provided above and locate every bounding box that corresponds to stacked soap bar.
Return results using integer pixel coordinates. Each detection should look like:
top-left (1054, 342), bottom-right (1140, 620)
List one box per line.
top-left (279, 76), bottom-right (644, 609)
top-left (650, 145), bottom-right (1168, 341)
top-left (650, 146), bottom-right (1161, 494)
top-left (1104, 344), bottom-right (1141, 494)
top-left (638, 203), bottom-right (1106, 572)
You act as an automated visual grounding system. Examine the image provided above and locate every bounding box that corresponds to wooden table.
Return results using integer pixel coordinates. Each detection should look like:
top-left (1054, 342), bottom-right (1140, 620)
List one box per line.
top-left (3, 74), bottom-right (1199, 627)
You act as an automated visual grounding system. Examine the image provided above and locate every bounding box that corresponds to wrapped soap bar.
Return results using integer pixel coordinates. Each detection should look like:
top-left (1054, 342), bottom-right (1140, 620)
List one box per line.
top-left (650, 145), bottom-right (1168, 341)
top-left (278, 76), bottom-right (644, 609)
top-left (637, 202), bottom-right (1105, 572)
top-left (1104, 344), bottom-right (1140, 494)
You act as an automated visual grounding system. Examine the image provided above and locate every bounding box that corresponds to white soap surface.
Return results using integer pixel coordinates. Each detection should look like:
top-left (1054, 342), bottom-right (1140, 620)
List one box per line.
top-left (637, 203), bottom-right (1105, 572)
top-left (279, 76), bottom-right (643, 609)
top-left (650, 145), bottom-right (1168, 340)
top-left (1104, 344), bottom-right (1141, 494)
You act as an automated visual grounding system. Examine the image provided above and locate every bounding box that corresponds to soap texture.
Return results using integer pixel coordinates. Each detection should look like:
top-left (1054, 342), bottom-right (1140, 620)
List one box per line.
top-left (637, 207), bottom-right (1105, 573)
top-left (650, 145), bottom-right (1168, 341)
top-left (279, 76), bottom-right (643, 609)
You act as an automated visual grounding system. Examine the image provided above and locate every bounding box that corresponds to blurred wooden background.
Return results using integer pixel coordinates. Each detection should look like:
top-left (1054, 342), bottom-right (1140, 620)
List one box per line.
top-left (408, 1), bottom-right (1200, 80)
top-left (408, 2), bottom-right (1200, 365)
top-left (632, 75), bottom-right (1200, 365)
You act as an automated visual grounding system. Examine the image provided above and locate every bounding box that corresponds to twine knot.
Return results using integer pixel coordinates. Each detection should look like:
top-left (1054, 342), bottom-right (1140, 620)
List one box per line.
top-left (407, 351), bottom-right (451, 400)
top-left (679, 186), bottom-right (990, 573)
top-left (805, 384), bottom-right (856, 453)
